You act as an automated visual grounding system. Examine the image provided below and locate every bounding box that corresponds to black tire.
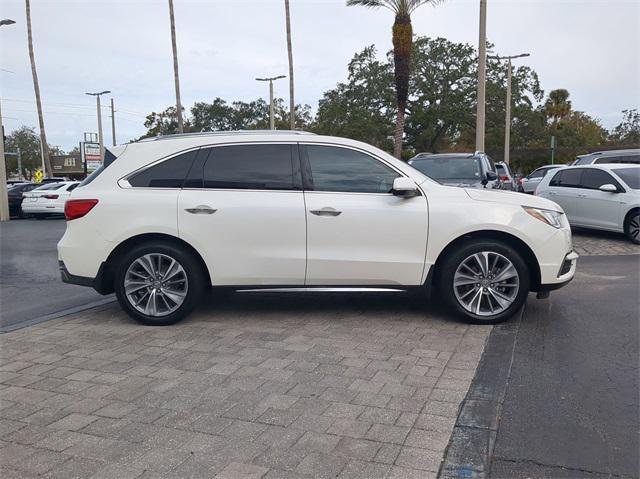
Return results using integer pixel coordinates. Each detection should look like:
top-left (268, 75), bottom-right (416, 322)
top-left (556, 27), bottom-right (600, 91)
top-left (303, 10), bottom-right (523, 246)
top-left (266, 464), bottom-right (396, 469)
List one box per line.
top-left (437, 240), bottom-right (530, 324)
top-left (624, 210), bottom-right (640, 245)
top-left (114, 241), bottom-right (206, 326)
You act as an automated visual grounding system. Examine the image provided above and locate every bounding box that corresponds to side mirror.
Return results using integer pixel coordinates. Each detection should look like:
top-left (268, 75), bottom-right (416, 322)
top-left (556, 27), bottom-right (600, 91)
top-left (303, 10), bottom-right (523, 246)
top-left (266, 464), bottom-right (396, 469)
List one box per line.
top-left (482, 170), bottom-right (498, 186)
top-left (392, 177), bottom-right (419, 197)
top-left (599, 184), bottom-right (618, 193)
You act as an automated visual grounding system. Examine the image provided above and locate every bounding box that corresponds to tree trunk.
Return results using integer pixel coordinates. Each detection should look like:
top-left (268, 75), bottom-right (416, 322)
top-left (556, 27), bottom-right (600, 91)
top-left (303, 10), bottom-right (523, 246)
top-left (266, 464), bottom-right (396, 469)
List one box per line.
top-left (168, 0), bottom-right (184, 133)
top-left (25, 0), bottom-right (52, 178)
top-left (394, 100), bottom-right (406, 159)
top-left (285, 0), bottom-right (295, 130)
top-left (392, 13), bottom-right (412, 159)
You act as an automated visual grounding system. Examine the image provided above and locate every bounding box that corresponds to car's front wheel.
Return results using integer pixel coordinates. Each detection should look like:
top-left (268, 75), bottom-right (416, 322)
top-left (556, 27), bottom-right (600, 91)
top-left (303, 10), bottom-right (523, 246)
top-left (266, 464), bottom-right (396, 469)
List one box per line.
top-left (438, 240), bottom-right (530, 324)
top-left (114, 241), bottom-right (205, 326)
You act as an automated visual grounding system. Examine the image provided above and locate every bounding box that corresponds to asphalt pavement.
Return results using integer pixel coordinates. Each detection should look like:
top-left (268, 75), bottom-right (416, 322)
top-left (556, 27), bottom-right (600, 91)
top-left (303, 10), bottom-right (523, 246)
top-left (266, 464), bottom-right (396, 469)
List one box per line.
top-left (489, 254), bottom-right (639, 478)
top-left (0, 218), bottom-right (112, 331)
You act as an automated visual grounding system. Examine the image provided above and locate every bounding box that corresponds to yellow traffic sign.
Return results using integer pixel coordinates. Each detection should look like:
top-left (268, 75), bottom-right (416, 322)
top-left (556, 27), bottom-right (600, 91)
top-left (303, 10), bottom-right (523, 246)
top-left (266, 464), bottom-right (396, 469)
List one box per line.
top-left (34, 170), bottom-right (43, 183)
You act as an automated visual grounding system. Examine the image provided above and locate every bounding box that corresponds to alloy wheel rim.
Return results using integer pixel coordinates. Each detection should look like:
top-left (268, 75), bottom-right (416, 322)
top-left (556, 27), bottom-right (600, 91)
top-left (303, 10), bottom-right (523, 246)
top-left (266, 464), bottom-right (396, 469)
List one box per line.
top-left (453, 251), bottom-right (520, 317)
top-left (124, 253), bottom-right (188, 317)
top-left (630, 214), bottom-right (639, 241)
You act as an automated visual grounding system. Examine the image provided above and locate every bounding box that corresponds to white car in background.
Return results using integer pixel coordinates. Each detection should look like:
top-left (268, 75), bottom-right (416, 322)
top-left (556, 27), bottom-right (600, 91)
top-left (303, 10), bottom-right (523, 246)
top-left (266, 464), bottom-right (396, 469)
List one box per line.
top-left (22, 181), bottom-right (80, 218)
top-left (58, 131), bottom-right (577, 326)
top-left (535, 164), bottom-right (640, 243)
top-left (518, 164), bottom-right (564, 194)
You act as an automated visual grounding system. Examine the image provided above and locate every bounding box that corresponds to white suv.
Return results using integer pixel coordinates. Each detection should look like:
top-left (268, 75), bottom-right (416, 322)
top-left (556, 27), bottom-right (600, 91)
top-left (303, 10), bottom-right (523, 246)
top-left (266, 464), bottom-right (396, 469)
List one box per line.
top-left (58, 131), bottom-right (577, 325)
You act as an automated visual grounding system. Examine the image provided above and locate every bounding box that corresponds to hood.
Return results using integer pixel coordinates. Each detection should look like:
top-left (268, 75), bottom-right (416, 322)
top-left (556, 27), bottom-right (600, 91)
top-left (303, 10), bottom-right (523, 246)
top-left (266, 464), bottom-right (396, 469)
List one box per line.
top-left (465, 188), bottom-right (563, 212)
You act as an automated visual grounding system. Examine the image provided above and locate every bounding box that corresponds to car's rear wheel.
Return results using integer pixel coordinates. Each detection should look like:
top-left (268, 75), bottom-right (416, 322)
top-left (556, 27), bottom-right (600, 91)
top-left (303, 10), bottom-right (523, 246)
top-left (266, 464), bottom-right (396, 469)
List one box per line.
top-left (624, 210), bottom-right (640, 244)
top-left (438, 240), bottom-right (530, 324)
top-left (114, 241), bottom-right (205, 326)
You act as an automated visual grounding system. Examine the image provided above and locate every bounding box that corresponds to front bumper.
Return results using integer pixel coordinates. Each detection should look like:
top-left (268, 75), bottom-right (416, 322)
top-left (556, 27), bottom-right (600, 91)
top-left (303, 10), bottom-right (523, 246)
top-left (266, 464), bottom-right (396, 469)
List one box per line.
top-left (538, 250), bottom-right (578, 294)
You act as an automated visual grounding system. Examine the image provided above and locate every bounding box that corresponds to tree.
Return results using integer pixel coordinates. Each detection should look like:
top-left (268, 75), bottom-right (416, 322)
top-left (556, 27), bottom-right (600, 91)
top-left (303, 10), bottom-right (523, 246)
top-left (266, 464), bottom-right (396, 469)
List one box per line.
top-left (610, 109), bottom-right (640, 145)
top-left (346, 0), bottom-right (446, 159)
top-left (168, 0), bottom-right (184, 133)
top-left (284, 0), bottom-right (295, 129)
top-left (141, 106), bottom-right (186, 138)
top-left (25, 0), bottom-right (53, 178)
top-left (4, 126), bottom-right (58, 179)
top-left (544, 88), bottom-right (572, 127)
top-left (312, 46), bottom-right (395, 151)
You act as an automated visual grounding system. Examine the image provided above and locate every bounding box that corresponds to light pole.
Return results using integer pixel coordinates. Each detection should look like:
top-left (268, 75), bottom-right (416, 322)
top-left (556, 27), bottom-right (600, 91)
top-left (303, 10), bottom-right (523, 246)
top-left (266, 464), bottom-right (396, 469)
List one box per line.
top-left (489, 53), bottom-right (530, 165)
top-left (110, 98), bottom-right (116, 146)
top-left (475, 0), bottom-right (487, 153)
top-left (0, 18), bottom-right (16, 222)
top-left (284, 0), bottom-right (295, 130)
top-left (85, 91), bottom-right (110, 160)
top-left (256, 75), bottom-right (286, 130)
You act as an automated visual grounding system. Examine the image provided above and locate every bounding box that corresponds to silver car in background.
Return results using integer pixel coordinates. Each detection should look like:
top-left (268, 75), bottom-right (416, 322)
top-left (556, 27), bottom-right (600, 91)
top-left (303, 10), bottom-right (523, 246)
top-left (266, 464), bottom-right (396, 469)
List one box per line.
top-left (571, 149), bottom-right (640, 166)
top-left (535, 164), bottom-right (640, 244)
top-left (519, 164), bottom-right (563, 194)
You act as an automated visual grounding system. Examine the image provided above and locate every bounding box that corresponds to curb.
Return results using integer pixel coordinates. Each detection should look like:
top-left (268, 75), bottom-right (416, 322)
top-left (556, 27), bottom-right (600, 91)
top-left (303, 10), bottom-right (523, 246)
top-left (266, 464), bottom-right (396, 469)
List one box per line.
top-left (0, 296), bottom-right (116, 333)
top-left (438, 307), bottom-right (523, 479)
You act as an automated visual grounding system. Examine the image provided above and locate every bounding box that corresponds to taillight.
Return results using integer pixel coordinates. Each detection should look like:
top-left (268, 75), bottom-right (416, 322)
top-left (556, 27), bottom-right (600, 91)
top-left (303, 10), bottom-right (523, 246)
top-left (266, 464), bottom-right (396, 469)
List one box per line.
top-left (500, 175), bottom-right (509, 182)
top-left (43, 194), bottom-right (59, 199)
top-left (65, 199), bottom-right (99, 220)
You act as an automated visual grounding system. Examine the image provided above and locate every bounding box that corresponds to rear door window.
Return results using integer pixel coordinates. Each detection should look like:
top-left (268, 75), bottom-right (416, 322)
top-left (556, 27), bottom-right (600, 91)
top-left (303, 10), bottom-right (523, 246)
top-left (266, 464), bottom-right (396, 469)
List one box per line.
top-left (200, 144), bottom-right (297, 190)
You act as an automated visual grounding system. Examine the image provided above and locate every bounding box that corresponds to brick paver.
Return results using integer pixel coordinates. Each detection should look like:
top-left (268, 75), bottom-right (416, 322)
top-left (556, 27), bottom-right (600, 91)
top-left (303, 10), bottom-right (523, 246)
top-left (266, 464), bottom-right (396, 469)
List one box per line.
top-left (572, 228), bottom-right (639, 256)
top-left (0, 294), bottom-right (491, 478)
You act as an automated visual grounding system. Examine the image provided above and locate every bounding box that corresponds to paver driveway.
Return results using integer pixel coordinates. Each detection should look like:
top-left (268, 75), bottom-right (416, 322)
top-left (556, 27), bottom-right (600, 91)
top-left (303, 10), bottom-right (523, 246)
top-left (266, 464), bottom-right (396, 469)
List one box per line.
top-left (0, 293), bottom-right (491, 479)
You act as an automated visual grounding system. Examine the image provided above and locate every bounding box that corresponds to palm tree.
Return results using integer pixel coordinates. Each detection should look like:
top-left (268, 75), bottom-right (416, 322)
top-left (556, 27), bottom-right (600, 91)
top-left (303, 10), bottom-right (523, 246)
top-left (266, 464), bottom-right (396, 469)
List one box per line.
top-left (168, 0), bottom-right (184, 133)
top-left (346, 0), bottom-right (444, 158)
top-left (544, 89), bottom-right (572, 127)
top-left (25, 0), bottom-right (52, 178)
top-left (284, 0), bottom-right (295, 130)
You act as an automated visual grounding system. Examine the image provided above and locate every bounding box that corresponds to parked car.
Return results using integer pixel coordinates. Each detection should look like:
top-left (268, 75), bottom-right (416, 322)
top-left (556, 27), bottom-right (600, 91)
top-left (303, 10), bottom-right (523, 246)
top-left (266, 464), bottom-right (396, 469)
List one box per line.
top-left (495, 162), bottom-right (517, 190)
top-left (408, 152), bottom-right (501, 189)
top-left (7, 182), bottom-right (39, 218)
top-left (535, 164), bottom-right (640, 243)
top-left (519, 164), bottom-right (564, 194)
top-left (571, 149), bottom-right (640, 166)
top-left (22, 181), bottom-right (79, 218)
top-left (58, 131), bottom-right (577, 326)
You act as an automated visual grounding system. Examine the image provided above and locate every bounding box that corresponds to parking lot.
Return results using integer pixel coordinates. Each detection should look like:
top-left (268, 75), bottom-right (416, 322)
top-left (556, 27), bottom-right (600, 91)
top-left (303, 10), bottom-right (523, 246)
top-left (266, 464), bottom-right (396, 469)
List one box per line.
top-left (0, 218), bottom-right (638, 478)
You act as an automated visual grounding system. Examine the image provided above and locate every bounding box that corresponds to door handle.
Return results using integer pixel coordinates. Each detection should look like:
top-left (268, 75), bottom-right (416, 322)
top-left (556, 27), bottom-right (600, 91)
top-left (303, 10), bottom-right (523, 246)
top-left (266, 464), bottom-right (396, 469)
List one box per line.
top-left (577, 194), bottom-right (586, 198)
top-left (185, 205), bottom-right (217, 215)
top-left (548, 192), bottom-right (557, 196)
top-left (310, 207), bottom-right (342, 217)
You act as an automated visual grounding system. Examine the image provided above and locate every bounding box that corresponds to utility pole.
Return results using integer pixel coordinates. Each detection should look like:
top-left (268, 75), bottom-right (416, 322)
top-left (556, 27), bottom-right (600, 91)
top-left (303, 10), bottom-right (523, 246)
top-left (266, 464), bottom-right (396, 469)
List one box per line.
top-left (25, 1), bottom-right (53, 179)
top-left (0, 98), bottom-right (9, 221)
top-left (475, 0), bottom-right (487, 153)
top-left (0, 18), bottom-right (16, 222)
top-left (284, 0), bottom-right (295, 130)
top-left (110, 98), bottom-right (116, 146)
top-left (86, 91), bottom-right (110, 160)
top-left (488, 53), bottom-right (530, 165)
top-left (256, 75), bottom-right (286, 130)
top-left (168, 0), bottom-right (184, 133)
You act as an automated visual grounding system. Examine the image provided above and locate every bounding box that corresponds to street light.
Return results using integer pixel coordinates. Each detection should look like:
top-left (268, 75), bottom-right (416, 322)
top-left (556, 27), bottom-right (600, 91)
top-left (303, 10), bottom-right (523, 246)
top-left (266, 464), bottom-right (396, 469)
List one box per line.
top-left (488, 53), bottom-right (530, 165)
top-left (256, 75), bottom-right (286, 130)
top-left (0, 18), bottom-right (16, 222)
top-left (85, 91), bottom-right (111, 160)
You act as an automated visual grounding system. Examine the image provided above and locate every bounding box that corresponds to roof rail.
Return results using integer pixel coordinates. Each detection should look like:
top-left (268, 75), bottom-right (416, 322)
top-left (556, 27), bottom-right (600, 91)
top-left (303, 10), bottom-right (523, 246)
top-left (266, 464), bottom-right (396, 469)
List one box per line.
top-left (138, 130), bottom-right (316, 142)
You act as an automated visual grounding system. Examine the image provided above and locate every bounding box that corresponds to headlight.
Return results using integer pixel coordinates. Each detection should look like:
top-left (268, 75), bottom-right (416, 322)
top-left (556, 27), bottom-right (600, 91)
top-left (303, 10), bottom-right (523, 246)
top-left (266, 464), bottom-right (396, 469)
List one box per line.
top-left (522, 206), bottom-right (565, 229)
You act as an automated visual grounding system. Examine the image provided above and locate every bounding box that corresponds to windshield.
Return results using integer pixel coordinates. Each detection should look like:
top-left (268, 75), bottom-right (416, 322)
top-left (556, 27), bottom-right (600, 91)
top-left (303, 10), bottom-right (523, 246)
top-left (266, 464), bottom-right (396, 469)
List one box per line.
top-left (410, 156), bottom-right (481, 182)
top-left (614, 168), bottom-right (640, 189)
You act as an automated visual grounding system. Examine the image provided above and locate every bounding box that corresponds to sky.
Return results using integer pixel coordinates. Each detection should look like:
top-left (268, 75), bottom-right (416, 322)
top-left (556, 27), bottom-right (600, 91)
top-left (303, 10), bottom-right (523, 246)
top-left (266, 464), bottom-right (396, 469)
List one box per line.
top-left (0, 0), bottom-right (639, 151)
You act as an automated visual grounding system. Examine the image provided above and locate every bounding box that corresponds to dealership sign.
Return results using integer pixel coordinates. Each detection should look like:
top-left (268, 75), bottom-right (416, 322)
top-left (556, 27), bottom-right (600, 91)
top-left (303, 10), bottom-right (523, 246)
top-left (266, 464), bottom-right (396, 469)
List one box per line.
top-left (82, 142), bottom-right (101, 172)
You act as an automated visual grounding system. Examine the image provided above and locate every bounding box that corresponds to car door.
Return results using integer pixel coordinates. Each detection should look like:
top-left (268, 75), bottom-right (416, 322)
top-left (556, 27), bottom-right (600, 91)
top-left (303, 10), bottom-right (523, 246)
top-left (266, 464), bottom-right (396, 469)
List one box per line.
top-left (544, 169), bottom-right (582, 222)
top-left (301, 144), bottom-right (428, 286)
top-left (574, 169), bottom-right (623, 230)
top-left (177, 143), bottom-right (306, 286)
